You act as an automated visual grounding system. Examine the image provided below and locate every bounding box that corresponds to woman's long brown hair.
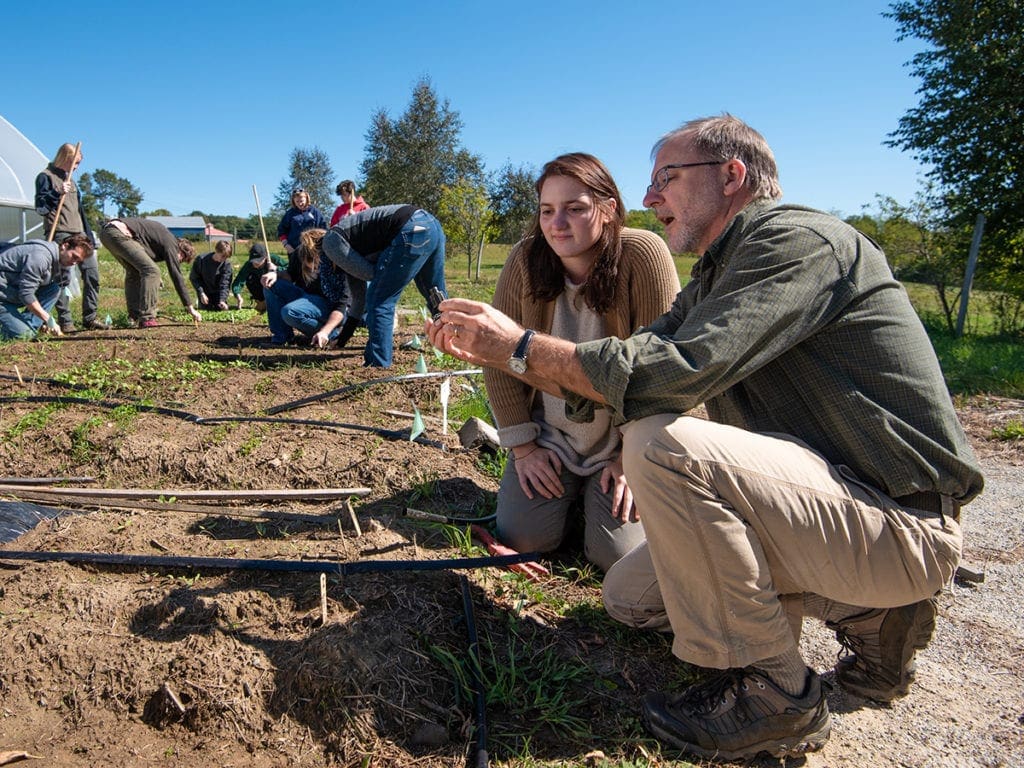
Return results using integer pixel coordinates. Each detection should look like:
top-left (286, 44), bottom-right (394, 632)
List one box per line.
top-left (523, 152), bottom-right (625, 314)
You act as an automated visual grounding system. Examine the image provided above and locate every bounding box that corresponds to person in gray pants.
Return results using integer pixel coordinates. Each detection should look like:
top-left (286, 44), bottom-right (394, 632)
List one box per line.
top-left (35, 143), bottom-right (106, 332)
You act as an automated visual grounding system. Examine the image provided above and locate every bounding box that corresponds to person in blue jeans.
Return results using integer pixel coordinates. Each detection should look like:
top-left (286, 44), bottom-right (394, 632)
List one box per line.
top-left (321, 205), bottom-right (446, 367)
top-left (0, 235), bottom-right (93, 340)
top-left (260, 228), bottom-right (350, 347)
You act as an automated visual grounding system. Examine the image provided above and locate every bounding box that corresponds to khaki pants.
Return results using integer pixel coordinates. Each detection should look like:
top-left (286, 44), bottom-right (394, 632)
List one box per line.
top-left (603, 415), bottom-right (961, 670)
top-left (100, 225), bottom-right (161, 321)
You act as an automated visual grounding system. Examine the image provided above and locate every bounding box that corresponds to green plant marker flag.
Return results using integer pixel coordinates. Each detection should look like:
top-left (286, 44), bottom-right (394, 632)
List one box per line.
top-left (419, 306), bottom-right (430, 323)
top-left (409, 406), bottom-right (425, 442)
top-left (407, 334), bottom-right (423, 350)
top-left (104, 314), bottom-right (113, 326)
top-left (433, 344), bottom-right (444, 361)
top-left (415, 354), bottom-right (428, 374)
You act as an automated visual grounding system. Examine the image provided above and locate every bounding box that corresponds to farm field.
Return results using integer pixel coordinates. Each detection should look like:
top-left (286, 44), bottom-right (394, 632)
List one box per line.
top-left (0, 247), bottom-right (1021, 767)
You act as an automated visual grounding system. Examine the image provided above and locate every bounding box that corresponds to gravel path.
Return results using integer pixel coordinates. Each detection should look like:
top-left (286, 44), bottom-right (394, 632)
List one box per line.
top-left (799, 459), bottom-right (1024, 768)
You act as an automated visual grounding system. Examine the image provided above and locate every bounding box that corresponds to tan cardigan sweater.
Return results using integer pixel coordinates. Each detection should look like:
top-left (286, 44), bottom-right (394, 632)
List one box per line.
top-left (485, 227), bottom-right (680, 448)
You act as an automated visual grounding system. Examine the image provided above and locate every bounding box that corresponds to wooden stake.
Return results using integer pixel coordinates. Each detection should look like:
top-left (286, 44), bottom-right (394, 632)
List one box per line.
top-left (161, 682), bottom-right (186, 715)
top-left (346, 498), bottom-right (362, 537)
top-left (319, 573), bottom-right (328, 624)
top-left (252, 185), bottom-right (274, 266)
top-left (0, 485), bottom-right (370, 501)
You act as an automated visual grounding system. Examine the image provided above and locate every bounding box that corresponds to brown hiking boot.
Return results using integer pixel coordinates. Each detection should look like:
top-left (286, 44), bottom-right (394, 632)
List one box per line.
top-left (641, 667), bottom-right (831, 760)
top-left (828, 596), bottom-right (937, 702)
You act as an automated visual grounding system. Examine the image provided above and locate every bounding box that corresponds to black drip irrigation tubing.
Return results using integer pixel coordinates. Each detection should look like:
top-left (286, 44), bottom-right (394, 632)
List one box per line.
top-left (196, 415), bottom-right (443, 448)
top-left (460, 575), bottom-right (489, 768)
top-left (0, 368), bottom-right (486, 448)
top-left (266, 369), bottom-right (483, 415)
top-left (0, 396), bottom-right (443, 447)
top-left (0, 549), bottom-right (542, 575)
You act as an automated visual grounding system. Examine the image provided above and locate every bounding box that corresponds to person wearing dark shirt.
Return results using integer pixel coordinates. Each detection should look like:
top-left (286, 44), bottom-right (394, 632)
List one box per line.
top-left (231, 242), bottom-right (288, 311)
top-left (98, 218), bottom-right (202, 327)
top-left (34, 143), bottom-right (107, 332)
top-left (277, 188), bottom-right (326, 255)
top-left (427, 114), bottom-right (983, 761)
top-left (321, 205), bottom-right (446, 367)
top-left (189, 240), bottom-right (234, 311)
top-left (260, 228), bottom-right (350, 347)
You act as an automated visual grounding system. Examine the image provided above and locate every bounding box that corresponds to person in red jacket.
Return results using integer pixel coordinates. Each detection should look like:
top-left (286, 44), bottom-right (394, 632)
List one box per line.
top-left (329, 180), bottom-right (369, 226)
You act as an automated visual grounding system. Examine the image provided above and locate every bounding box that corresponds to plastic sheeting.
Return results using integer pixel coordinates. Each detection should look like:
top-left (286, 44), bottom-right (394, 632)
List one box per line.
top-left (0, 500), bottom-right (67, 545)
top-left (0, 114), bottom-right (47, 242)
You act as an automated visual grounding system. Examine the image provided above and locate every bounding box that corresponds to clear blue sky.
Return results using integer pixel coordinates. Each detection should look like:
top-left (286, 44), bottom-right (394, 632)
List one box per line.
top-left (2, 0), bottom-right (926, 220)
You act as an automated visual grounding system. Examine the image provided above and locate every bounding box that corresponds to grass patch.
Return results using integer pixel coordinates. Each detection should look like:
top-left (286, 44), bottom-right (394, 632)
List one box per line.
top-left (992, 419), bottom-right (1024, 441)
top-left (5, 403), bottom-right (63, 440)
top-left (922, 318), bottom-right (1024, 398)
top-left (424, 619), bottom-right (594, 748)
top-left (70, 416), bottom-right (105, 462)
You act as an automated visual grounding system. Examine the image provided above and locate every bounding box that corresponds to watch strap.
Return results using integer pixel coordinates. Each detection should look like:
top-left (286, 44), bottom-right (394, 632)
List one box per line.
top-left (513, 329), bottom-right (535, 362)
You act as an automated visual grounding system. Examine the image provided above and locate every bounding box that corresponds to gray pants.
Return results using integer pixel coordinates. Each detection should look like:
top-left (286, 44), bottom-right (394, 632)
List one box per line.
top-left (53, 230), bottom-right (101, 326)
top-left (497, 455), bottom-right (646, 573)
top-left (99, 226), bottom-right (161, 321)
top-left (602, 415), bottom-right (961, 669)
top-left (54, 254), bottom-right (101, 326)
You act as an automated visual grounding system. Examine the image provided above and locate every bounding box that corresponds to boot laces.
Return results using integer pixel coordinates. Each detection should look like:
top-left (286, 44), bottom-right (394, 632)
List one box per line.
top-left (680, 669), bottom-right (767, 715)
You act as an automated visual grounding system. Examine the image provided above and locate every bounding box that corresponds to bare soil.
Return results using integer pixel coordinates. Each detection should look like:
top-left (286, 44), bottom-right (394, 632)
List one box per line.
top-left (0, 316), bottom-right (1021, 768)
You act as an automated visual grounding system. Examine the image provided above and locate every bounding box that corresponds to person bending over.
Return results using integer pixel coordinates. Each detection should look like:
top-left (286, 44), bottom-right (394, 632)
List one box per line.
top-left (190, 240), bottom-right (234, 311)
top-left (99, 218), bottom-right (201, 327)
top-left (261, 228), bottom-right (350, 347)
top-left (0, 234), bottom-right (93, 340)
top-left (321, 205), bottom-right (446, 367)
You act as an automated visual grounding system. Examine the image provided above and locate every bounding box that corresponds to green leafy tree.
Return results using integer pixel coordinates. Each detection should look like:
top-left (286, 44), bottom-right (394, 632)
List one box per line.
top-left (85, 169), bottom-right (143, 218)
top-left (438, 178), bottom-right (495, 280)
top-left (859, 188), bottom-right (966, 331)
top-left (360, 77), bottom-right (483, 213)
top-left (76, 172), bottom-right (102, 230)
top-left (488, 162), bottom-right (537, 244)
top-left (274, 146), bottom-right (336, 214)
top-left (624, 208), bottom-right (666, 237)
top-left (885, 0), bottom-right (1024, 241)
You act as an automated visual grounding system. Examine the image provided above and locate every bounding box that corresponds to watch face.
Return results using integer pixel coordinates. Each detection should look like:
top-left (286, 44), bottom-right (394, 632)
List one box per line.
top-left (508, 357), bottom-right (527, 374)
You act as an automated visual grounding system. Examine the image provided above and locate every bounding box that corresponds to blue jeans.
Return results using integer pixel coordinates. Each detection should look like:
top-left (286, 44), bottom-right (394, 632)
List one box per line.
top-left (363, 209), bottom-right (446, 367)
top-left (264, 279), bottom-right (337, 343)
top-left (0, 282), bottom-right (61, 341)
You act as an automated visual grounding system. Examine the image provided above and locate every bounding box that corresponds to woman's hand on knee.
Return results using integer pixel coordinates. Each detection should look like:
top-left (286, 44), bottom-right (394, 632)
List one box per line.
top-left (513, 445), bottom-right (563, 500)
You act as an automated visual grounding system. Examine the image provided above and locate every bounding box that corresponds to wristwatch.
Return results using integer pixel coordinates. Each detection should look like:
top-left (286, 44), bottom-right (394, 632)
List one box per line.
top-left (507, 329), bottom-right (535, 374)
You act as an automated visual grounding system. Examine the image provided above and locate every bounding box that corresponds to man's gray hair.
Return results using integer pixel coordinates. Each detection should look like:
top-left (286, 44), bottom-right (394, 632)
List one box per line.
top-left (652, 114), bottom-right (783, 200)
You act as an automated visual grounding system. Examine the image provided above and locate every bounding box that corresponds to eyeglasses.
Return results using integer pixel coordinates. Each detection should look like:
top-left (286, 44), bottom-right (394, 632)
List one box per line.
top-left (646, 161), bottom-right (726, 194)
